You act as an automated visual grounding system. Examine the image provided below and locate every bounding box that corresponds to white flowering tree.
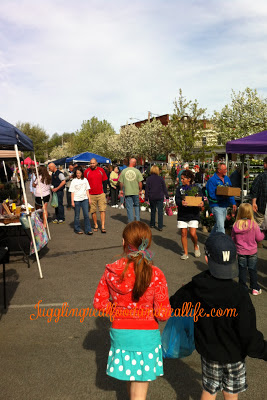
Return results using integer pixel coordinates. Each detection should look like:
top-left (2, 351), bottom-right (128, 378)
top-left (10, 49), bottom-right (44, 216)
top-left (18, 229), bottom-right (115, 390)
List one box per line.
top-left (213, 87), bottom-right (267, 144)
top-left (91, 130), bottom-right (116, 160)
top-left (49, 142), bottom-right (73, 160)
top-left (138, 119), bottom-right (172, 160)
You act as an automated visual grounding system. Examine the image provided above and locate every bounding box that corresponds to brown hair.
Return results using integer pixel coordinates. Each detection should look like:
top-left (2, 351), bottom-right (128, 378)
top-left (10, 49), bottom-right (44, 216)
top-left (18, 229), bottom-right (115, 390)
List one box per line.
top-left (121, 221), bottom-right (153, 302)
top-left (38, 166), bottom-right (52, 185)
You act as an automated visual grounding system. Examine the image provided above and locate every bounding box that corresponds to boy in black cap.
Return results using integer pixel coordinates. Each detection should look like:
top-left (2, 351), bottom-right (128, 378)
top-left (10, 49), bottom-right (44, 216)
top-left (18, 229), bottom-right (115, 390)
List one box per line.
top-left (170, 232), bottom-right (267, 400)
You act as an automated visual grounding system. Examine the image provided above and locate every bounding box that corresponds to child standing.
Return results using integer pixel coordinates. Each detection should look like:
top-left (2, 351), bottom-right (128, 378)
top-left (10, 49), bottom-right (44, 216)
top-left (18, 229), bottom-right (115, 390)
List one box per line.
top-left (231, 203), bottom-right (264, 295)
top-left (69, 166), bottom-right (92, 235)
top-left (170, 233), bottom-right (267, 400)
top-left (93, 221), bottom-right (170, 400)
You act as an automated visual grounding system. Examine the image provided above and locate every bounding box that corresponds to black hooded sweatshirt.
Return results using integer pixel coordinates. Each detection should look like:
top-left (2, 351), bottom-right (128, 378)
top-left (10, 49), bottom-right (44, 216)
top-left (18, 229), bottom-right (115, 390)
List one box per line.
top-left (170, 270), bottom-right (267, 363)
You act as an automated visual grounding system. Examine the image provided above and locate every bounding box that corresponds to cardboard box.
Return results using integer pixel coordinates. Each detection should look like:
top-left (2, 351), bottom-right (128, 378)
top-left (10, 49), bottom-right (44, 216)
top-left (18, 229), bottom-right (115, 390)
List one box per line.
top-left (216, 187), bottom-right (241, 197)
top-left (184, 196), bottom-right (202, 207)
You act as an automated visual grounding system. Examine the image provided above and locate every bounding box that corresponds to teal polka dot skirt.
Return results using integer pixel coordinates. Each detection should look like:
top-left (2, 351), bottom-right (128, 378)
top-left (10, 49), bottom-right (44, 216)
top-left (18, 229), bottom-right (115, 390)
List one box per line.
top-left (107, 329), bottom-right (163, 381)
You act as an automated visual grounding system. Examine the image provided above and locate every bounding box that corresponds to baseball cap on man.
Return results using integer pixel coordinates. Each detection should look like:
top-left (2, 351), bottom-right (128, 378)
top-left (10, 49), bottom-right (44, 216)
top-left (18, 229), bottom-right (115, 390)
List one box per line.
top-left (205, 233), bottom-right (238, 279)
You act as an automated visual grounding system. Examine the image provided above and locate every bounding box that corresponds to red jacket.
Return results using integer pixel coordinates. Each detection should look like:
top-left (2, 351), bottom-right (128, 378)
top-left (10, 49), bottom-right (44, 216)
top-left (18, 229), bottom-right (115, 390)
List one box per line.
top-left (94, 258), bottom-right (171, 329)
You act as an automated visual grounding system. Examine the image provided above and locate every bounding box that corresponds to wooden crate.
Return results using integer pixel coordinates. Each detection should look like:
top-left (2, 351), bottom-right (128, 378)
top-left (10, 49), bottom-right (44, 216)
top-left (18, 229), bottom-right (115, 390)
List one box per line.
top-left (184, 196), bottom-right (202, 207)
top-left (216, 187), bottom-right (241, 197)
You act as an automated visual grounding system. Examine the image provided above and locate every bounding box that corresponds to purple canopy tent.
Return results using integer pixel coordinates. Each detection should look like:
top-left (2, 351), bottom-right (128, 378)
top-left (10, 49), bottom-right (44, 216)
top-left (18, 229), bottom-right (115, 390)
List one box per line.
top-left (226, 130), bottom-right (267, 202)
top-left (226, 130), bottom-right (267, 154)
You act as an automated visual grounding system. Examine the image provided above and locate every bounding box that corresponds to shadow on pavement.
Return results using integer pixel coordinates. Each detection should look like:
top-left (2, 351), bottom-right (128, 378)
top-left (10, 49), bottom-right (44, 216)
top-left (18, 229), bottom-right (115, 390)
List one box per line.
top-left (83, 317), bottom-right (128, 400)
top-left (153, 235), bottom-right (181, 255)
top-left (163, 357), bottom-right (202, 399)
top-left (0, 268), bottom-right (19, 319)
top-left (110, 214), bottom-right (128, 225)
top-left (193, 260), bottom-right (207, 273)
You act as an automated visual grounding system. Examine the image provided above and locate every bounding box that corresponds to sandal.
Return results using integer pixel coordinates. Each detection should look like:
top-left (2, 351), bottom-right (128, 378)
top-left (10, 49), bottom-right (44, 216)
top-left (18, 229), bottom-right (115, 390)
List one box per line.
top-left (86, 231), bottom-right (93, 235)
top-left (93, 226), bottom-right (98, 232)
top-left (101, 228), bottom-right (107, 233)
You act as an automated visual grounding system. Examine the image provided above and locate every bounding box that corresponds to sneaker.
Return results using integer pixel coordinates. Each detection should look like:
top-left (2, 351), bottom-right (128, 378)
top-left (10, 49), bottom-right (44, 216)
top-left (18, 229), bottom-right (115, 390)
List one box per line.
top-left (252, 289), bottom-right (262, 295)
top-left (58, 220), bottom-right (65, 224)
top-left (180, 254), bottom-right (189, 260)
top-left (115, 204), bottom-right (119, 208)
top-left (52, 219), bottom-right (58, 224)
top-left (194, 245), bottom-right (201, 258)
top-left (119, 204), bottom-right (124, 209)
top-left (111, 205), bottom-right (117, 208)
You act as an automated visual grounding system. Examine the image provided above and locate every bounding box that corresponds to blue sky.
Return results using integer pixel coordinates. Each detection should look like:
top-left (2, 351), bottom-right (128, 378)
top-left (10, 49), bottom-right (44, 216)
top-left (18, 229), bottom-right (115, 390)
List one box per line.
top-left (0, 0), bottom-right (267, 135)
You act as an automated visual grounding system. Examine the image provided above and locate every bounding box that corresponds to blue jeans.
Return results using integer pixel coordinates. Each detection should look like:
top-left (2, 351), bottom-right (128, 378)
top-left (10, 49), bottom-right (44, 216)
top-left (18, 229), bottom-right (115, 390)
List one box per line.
top-left (55, 190), bottom-right (65, 221)
top-left (238, 254), bottom-right (259, 291)
top-left (74, 199), bottom-right (92, 233)
top-left (150, 199), bottom-right (164, 229)
top-left (66, 188), bottom-right (72, 208)
top-left (210, 207), bottom-right (227, 234)
top-left (125, 195), bottom-right (140, 223)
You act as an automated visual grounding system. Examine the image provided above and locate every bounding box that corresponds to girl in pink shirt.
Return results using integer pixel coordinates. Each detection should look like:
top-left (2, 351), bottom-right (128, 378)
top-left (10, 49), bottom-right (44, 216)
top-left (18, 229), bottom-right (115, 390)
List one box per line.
top-left (232, 203), bottom-right (264, 295)
top-left (33, 166), bottom-right (52, 228)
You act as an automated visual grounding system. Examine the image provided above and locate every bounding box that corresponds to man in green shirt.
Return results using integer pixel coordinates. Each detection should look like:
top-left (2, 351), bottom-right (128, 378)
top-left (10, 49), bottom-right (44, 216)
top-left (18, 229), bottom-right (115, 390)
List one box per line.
top-left (119, 158), bottom-right (143, 223)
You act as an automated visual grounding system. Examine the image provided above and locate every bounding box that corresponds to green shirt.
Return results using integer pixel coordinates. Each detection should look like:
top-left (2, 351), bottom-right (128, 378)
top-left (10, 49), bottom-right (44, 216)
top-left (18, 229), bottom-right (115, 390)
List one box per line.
top-left (119, 167), bottom-right (143, 196)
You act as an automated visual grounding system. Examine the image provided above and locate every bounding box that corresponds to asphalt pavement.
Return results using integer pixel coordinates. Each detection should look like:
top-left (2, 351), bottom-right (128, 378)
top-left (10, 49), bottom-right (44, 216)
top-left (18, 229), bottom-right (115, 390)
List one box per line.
top-left (0, 192), bottom-right (266, 400)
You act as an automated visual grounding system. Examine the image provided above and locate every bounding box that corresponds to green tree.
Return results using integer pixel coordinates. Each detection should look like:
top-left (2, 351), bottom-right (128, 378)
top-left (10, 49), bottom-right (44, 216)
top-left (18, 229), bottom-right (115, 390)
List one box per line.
top-left (16, 122), bottom-right (49, 162)
top-left (73, 117), bottom-right (115, 154)
top-left (167, 89), bottom-right (208, 161)
top-left (47, 132), bottom-right (75, 158)
top-left (213, 87), bottom-right (267, 144)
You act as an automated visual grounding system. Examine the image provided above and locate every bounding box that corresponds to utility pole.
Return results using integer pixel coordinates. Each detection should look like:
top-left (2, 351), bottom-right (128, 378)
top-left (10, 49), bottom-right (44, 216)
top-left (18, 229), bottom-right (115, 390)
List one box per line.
top-left (148, 111), bottom-right (151, 122)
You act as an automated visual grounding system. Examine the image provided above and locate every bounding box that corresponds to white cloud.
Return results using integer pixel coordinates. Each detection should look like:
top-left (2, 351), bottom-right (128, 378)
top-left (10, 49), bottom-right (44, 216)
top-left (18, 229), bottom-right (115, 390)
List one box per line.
top-left (0, 0), bottom-right (267, 135)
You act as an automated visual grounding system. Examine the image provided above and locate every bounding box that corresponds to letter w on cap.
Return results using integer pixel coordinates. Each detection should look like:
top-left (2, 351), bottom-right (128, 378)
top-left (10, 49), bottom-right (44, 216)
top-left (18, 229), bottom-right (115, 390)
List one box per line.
top-left (222, 251), bottom-right (230, 262)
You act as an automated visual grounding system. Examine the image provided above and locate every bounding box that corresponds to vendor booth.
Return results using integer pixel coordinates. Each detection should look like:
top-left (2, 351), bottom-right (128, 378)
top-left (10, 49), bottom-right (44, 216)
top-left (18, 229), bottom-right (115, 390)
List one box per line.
top-left (0, 117), bottom-right (46, 279)
top-left (226, 130), bottom-right (267, 202)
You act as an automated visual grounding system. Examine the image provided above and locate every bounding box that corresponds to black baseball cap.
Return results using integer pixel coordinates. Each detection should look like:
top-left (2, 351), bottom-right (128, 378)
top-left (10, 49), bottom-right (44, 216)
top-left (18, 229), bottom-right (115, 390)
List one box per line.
top-left (205, 233), bottom-right (238, 279)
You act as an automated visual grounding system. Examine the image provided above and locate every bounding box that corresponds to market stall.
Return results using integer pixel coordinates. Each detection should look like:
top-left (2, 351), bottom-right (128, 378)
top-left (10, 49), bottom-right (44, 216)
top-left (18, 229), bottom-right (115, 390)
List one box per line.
top-left (0, 117), bottom-right (44, 278)
top-left (226, 130), bottom-right (267, 203)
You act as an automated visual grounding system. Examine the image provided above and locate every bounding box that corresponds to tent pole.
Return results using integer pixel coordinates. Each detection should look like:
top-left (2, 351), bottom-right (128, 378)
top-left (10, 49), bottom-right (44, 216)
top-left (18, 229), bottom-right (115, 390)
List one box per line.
top-left (15, 144), bottom-right (43, 279)
top-left (241, 154), bottom-right (244, 204)
top-left (33, 154), bottom-right (51, 240)
top-left (225, 153), bottom-right (229, 175)
top-left (2, 160), bottom-right (8, 182)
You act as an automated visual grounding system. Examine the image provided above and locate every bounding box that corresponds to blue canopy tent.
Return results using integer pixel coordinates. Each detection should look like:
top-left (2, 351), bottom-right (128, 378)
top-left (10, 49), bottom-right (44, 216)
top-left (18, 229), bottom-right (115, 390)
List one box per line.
top-left (66, 152), bottom-right (111, 164)
top-left (0, 117), bottom-right (44, 278)
top-left (0, 117), bottom-right (34, 151)
top-left (52, 157), bottom-right (69, 166)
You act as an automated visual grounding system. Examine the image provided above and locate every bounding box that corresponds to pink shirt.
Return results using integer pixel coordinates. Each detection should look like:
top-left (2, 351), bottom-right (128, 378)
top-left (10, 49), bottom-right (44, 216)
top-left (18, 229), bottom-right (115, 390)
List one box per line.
top-left (231, 220), bottom-right (264, 255)
top-left (34, 176), bottom-right (51, 197)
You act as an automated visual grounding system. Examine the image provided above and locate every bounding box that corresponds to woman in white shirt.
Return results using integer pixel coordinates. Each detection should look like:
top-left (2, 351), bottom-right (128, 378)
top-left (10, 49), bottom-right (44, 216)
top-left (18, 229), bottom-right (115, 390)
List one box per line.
top-left (33, 166), bottom-right (52, 228)
top-left (69, 166), bottom-right (92, 235)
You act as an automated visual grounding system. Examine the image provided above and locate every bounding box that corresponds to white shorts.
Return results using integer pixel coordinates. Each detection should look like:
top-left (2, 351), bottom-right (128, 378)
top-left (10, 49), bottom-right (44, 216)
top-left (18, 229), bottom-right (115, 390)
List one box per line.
top-left (177, 220), bottom-right (199, 229)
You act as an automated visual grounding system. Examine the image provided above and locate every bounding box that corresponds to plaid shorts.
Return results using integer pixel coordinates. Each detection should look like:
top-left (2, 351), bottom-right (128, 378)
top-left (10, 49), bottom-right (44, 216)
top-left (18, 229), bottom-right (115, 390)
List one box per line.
top-left (201, 356), bottom-right (247, 395)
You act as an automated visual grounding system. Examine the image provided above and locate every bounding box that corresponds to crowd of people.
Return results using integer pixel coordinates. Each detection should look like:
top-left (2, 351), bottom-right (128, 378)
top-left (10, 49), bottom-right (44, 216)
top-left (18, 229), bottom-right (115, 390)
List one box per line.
top-left (14, 156), bottom-right (267, 399)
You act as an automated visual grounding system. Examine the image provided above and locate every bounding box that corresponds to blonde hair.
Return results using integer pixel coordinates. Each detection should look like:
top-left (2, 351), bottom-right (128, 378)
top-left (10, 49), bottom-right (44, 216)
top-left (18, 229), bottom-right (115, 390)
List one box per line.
top-left (150, 165), bottom-right (160, 175)
top-left (234, 203), bottom-right (256, 231)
